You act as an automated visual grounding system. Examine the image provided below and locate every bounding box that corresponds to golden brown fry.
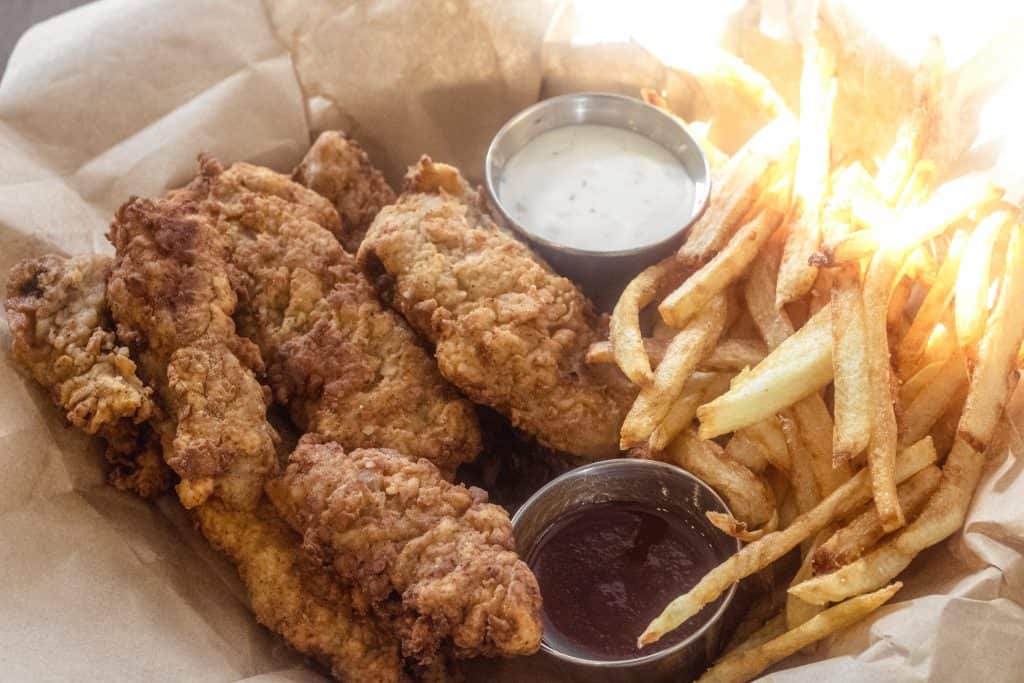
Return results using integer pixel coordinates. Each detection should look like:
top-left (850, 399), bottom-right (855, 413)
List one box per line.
top-left (811, 466), bottom-right (941, 575)
top-left (897, 231), bottom-right (968, 376)
top-left (662, 206), bottom-right (784, 327)
top-left (701, 50), bottom-right (791, 120)
top-left (586, 339), bottom-right (668, 367)
top-left (831, 265), bottom-right (872, 463)
top-left (792, 225), bottom-right (1024, 605)
top-left (610, 257), bottom-right (685, 385)
top-left (702, 338), bottom-right (768, 371)
top-left (722, 613), bottom-right (786, 658)
top-left (649, 372), bottom-right (731, 452)
top-left (724, 430), bottom-right (770, 474)
top-left (899, 348), bottom-right (968, 447)
top-left (621, 295), bottom-right (727, 448)
top-left (679, 118), bottom-right (796, 263)
top-left (639, 438), bottom-right (934, 646)
top-left (885, 175), bottom-right (1001, 253)
top-left (779, 412), bottom-right (821, 515)
top-left (776, 15), bottom-right (837, 306)
top-left (828, 230), bottom-right (880, 265)
top-left (955, 207), bottom-right (1016, 347)
top-left (697, 305), bottom-right (832, 439)
top-left (697, 583), bottom-right (902, 683)
top-left (899, 359), bottom-right (946, 406)
top-left (667, 429), bottom-right (775, 528)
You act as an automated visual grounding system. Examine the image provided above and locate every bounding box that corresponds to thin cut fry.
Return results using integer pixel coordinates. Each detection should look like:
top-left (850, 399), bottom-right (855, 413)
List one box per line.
top-left (831, 265), bottom-right (872, 463)
top-left (649, 372), bottom-right (731, 452)
top-left (793, 393), bottom-right (851, 495)
top-left (955, 207), bottom-right (1016, 347)
top-left (899, 359), bottom-right (946, 406)
top-left (899, 348), bottom-right (968, 447)
top-left (779, 412), bottom-right (821, 514)
top-left (697, 584), bottom-right (902, 683)
top-left (811, 465), bottom-right (941, 575)
top-left (742, 417), bottom-right (792, 473)
top-left (723, 613), bottom-right (786, 657)
top-left (586, 339), bottom-right (668, 367)
top-left (792, 225), bottom-right (1024, 605)
top-left (702, 338), bottom-right (768, 371)
top-left (787, 528), bottom-right (833, 632)
top-left (610, 257), bottom-right (684, 385)
top-left (746, 243), bottom-right (795, 349)
top-left (637, 437), bottom-right (935, 646)
top-left (776, 15), bottom-right (838, 305)
top-left (707, 509), bottom-right (779, 542)
top-left (621, 295), bottom-right (727, 448)
top-left (697, 305), bottom-right (832, 439)
top-left (661, 205), bottom-right (784, 326)
top-left (724, 430), bottom-right (770, 474)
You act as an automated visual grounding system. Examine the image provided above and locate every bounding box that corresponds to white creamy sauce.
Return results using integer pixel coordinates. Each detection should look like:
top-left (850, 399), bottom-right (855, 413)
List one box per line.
top-left (498, 124), bottom-right (695, 252)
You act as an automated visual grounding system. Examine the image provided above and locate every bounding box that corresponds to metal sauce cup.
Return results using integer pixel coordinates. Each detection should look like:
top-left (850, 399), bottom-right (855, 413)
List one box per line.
top-left (485, 92), bottom-right (711, 309)
top-left (511, 459), bottom-right (741, 683)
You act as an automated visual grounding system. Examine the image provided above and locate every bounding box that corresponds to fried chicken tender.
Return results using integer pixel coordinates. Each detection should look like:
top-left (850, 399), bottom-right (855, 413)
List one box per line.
top-left (193, 157), bottom-right (479, 476)
top-left (358, 158), bottom-right (635, 458)
top-left (268, 437), bottom-right (542, 664)
top-left (293, 131), bottom-right (397, 252)
top-left (107, 184), bottom-right (278, 509)
top-left (4, 254), bottom-right (173, 497)
top-left (195, 498), bottom-right (412, 683)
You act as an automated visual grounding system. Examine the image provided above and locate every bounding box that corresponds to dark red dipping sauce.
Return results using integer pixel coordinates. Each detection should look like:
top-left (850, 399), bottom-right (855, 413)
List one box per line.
top-left (526, 501), bottom-right (725, 661)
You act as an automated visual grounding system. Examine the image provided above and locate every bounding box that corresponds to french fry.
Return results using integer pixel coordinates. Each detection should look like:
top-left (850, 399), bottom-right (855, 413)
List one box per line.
top-left (787, 527), bottom-right (833, 632)
top-left (875, 37), bottom-right (945, 204)
top-left (811, 465), bottom-right (941, 575)
top-left (586, 339), bottom-right (667, 367)
top-left (638, 437), bottom-right (936, 646)
top-left (899, 348), bottom-right (968, 447)
top-left (897, 230), bottom-right (967, 376)
top-left (697, 584), bottom-right (903, 683)
top-left (898, 359), bottom-right (945, 406)
top-left (827, 230), bottom-right (880, 265)
top-left (746, 243), bottom-right (795, 349)
top-left (884, 175), bottom-right (1001, 253)
top-left (742, 417), bottom-right (792, 473)
top-left (702, 338), bottom-right (768, 371)
top-left (896, 159), bottom-right (938, 211)
top-left (610, 257), bottom-right (685, 385)
top-left (702, 49), bottom-right (791, 120)
top-left (955, 207), bottom-right (1016, 347)
top-left (640, 89), bottom-right (730, 172)
top-left (794, 393), bottom-right (852, 493)
top-left (667, 429), bottom-right (775, 528)
top-left (724, 430), bottom-right (770, 474)
top-left (621, 295), bottom-right (727, 448)
top-left (831, 265), bottom-right (872, 463)
top-left (779, 412), bottom-right (821, 514)
top-left (679, 118), bottom-right (796, 263)
top-left (722, 613), bottom-right (786, 657)
top-left (697, 305), bottom-right (832, 439)
top-left (707, 509), bottom-right (779, 542)
top-left (776, 15), bottom-right (838, 306)
top-left (920, 313), bottom-right (958, 369)
top-left (662, 204), bottom-right (784, 327)
top-left (649, 372), bottom-right (731, 452)
top-left (792, 225), bottom-right (1024, 605)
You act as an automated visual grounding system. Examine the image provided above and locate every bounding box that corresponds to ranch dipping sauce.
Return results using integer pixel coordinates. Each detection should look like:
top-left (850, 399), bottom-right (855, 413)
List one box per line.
top-left (497, 124), bottom-right (697, 252)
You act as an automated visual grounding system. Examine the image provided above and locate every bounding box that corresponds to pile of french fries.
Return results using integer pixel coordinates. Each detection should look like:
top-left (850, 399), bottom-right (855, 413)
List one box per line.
top-left (592, 13), bottom-right (1024, 682)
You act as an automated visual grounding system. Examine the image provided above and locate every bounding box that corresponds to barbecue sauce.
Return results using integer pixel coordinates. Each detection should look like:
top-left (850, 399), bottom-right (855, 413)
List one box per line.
top-left (526, 501), bottom-right (724, 660)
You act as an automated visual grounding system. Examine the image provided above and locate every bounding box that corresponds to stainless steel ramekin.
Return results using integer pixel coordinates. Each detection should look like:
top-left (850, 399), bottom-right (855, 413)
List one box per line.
top-left (485, 92), bottom-right (711, 309)
top-left (511, 459), bottom-right (741, 683)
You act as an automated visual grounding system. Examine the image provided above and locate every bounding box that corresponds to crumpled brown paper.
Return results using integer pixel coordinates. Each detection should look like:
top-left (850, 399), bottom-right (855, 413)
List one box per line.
top-left (1, 0), bottom-right (1023, 681)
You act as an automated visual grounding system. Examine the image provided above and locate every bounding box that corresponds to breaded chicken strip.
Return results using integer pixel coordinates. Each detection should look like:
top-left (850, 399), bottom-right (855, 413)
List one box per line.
top-left (293, 131), bottom-right (397, 252)
top-left (194, 157), bottom-right (479, 475)
top-left (107, 184), bottom-right (278, 509)
top-left (358, 158), bottom-right (635, 458)
top-left (268, 436), bottom-right (542, 664)
top-left (5, 254), bottom-right (172, 497)
top-left (196, 498), bottom-right (412, 683)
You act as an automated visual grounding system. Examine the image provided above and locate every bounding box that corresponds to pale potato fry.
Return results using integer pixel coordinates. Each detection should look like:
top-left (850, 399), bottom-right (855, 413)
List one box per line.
top-left (679, 118), bottom-right (796, 263)
top-left (667, 429), bottom-right (775, 528)
top-left (898, 359), bottom-right (946, 406)
top-left (897, 230), bottom-right (968, 376)
top-left (827, 229), bottom-right (880, 265)
top-left (707, 509), bottom-right (779, 542)
top-left (640, 88), bottom-right (730, 172)
top-left (742, 417), bottom-right (792, 473)
top-left (702, 49), bottom-right (791, 120)
top-left (930, 384), bottom-right (968, 458)
top-left (723, 613), bottom-right (786, 657)
top-left (793, 393), bottom-right (852, 494)
top-left (776, 15), bottom-right (838, 306)
top-left (886, 275), bottom-right (912, 335)
top-left (724, 430), bottom-right (770, 474)
top-left (662, 205), bottom-right (785, 327)
top-left (883, 175), bottom-right (1000, 253)
top-left (792, 226), bottom-right (1024, 605)
top-left (811, 465), bottom-right (941, 575)
top-left (610, 256), bottom-right (686, 385)
top-left (586, 339), bottom-right (668, 367)
top-left (899, 348), bottom-right (968, 447)
top-left (779, 411), bottom-right (821, 514)
top-left (920, 313), bottom-right (958, 369)
top-left (638, 437), bottom-right (935, 646)
top-left (746, 243), bottom-right (795, 349)
top-left (955, 207), bottom-right (1016, 346)
top-left (621, 295), bottom-right (727, 448)
top-left (698, 305), bottom-right (832, 439)
top-left (702, 338), bottom-right (768, 371)
top-left (787, 527), bottom-right (833, 632)
top-left (896, 159), bottom-right (938, 211)
top-left (831, 265), bottom-right (872, 463)
top-left (697, 583), bottom-right (902, 683)
top-left (649, 372), bottom-right (731, 452)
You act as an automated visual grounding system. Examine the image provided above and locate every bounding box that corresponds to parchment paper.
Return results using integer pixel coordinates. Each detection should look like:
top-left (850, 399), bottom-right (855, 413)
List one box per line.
top-left (1, 1), bottom-right (1023, 681)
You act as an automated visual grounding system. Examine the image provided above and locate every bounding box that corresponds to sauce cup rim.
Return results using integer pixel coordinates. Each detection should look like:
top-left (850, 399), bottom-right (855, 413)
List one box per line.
top-left (484, 91), bottom-right (712, 259)
top-left (511, 458), bottom-right (741, 670)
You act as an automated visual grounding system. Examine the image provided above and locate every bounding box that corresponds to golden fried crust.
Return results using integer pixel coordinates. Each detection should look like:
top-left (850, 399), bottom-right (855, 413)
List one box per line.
top-left (357, 158), bottom-right (635, 458)
top-left (195, 498), bottom-right (410, 683)
top-left (4, 254), bottom-right (173, 497)
top-left (107, 180), bottom-right (278, 509)
top-left (270, 437), bottom-right (542, 663)
top-left (293, 131), bottom-right (397, 252)
top-left (199, 160), bottom-right (479, 476)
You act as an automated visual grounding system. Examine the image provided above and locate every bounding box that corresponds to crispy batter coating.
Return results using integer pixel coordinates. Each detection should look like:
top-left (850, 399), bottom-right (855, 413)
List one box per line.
top-left (107, 183), bottom-right (278, 509)
top-left (294, 131), bottom-right (397, 252)
top-left (269, 437), bottom-right (542, 663)
top-left (194, 157), bottom-right (479, 476)
top-left (358, 158), bottom-right (635, 458)
top-left (4, 254), bottom-right (173, 497)
top-left (195, 498), bottom-right (410, 683)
